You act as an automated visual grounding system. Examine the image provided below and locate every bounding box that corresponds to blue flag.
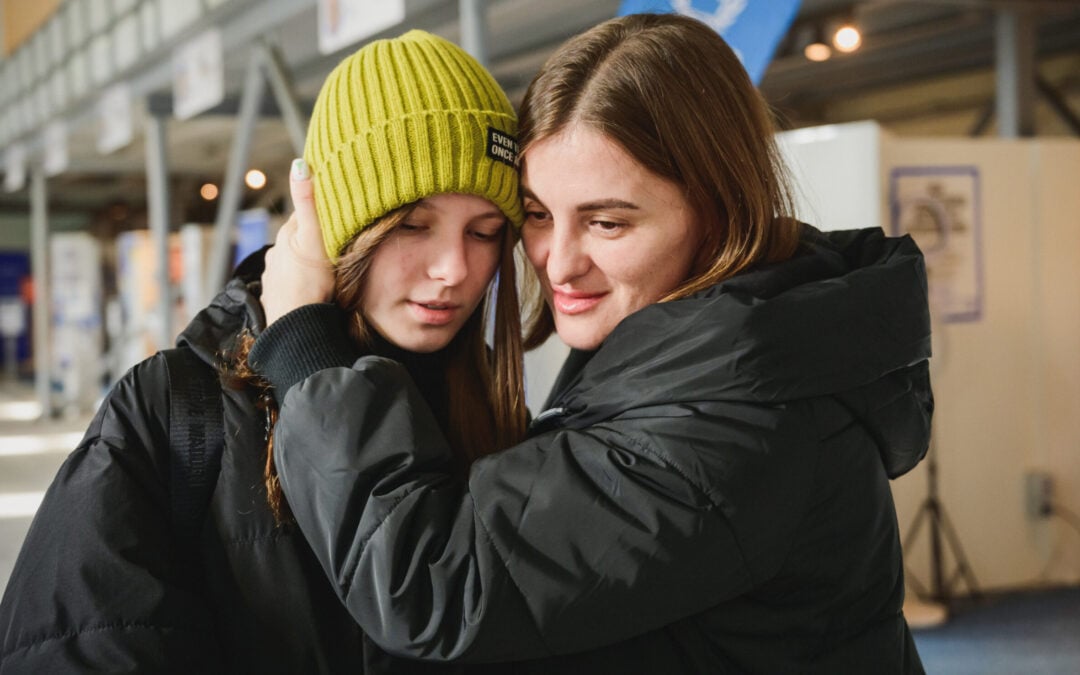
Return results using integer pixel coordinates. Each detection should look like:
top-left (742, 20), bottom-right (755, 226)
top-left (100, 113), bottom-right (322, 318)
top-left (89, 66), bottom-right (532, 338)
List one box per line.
top-left (617, 0), bottom-right (802, 84)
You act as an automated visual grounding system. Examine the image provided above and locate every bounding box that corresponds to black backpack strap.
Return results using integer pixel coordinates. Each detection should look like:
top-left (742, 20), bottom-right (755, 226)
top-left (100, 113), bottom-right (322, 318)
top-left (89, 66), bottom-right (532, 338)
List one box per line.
top-left (162, 347), bottom-right (225, 547)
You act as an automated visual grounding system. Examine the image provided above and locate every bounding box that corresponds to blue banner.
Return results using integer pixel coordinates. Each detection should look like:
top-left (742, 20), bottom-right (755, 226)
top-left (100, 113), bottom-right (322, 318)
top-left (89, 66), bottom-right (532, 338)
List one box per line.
top-left (234, 208), bottom-right (273, 267)
top-left (617, 0), bottom-right (802, 84)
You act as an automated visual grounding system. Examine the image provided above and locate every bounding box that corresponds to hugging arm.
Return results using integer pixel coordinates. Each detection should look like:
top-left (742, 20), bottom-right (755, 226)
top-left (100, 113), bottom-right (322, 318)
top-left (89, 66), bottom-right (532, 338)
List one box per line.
top-left (265, 350), bottom-right (773, 663)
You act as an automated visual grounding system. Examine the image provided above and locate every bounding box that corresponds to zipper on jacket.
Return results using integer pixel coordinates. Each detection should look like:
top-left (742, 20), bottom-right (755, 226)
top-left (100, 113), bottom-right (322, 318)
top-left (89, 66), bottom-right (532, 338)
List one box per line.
top-left (528, 407), bottom-right (567, 435)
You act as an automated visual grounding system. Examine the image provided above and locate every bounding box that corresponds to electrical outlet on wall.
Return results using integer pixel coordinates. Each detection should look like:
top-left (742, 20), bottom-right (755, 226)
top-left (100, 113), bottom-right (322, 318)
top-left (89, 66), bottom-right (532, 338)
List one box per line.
top-left (1025, 471), bottom-right (1053, 519)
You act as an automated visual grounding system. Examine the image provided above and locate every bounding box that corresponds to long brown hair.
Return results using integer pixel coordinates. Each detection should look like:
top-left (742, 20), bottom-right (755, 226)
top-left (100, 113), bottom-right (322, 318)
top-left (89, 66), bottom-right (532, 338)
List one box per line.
top-left (229, 204), bottom-right (527, 523)
top-left (518, 13), bottom-right (802, 346)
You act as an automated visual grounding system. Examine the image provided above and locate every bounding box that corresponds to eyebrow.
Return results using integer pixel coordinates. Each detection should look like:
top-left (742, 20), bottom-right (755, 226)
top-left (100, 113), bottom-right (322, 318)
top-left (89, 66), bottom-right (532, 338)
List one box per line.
top-left (576, 198), bottom-right (640, 212)
top-left (521, 188), bottom-right (639, 213)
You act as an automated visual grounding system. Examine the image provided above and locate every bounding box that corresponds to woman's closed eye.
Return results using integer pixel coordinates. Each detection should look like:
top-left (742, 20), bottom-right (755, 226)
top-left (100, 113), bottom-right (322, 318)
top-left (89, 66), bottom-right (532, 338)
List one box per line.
top-left (469, 226), bottom-right (503, 242)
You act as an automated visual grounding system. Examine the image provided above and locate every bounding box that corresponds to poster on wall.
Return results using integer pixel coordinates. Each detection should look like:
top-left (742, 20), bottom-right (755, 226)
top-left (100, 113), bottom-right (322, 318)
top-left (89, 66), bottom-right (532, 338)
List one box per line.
top-left (890, 166), bottom-right (983, 323)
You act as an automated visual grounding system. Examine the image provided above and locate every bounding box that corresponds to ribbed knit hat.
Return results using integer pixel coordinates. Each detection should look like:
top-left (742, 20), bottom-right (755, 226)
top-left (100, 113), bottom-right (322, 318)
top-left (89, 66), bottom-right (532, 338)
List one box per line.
top-left (305, 30), bottom-right (524, 260)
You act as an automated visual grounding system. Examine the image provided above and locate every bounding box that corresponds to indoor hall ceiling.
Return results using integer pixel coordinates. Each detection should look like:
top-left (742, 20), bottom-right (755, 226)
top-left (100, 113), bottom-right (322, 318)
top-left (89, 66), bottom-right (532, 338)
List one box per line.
top-left (1, 0), bottom-right (1079, 224)
top-left (763, 0), bottom-right (1080, 133)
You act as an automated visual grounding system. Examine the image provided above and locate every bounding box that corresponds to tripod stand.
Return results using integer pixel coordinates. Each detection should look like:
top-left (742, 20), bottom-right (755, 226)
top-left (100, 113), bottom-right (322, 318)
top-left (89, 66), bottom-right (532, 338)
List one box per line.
top-left (903, 431), bottom-right (981, 607)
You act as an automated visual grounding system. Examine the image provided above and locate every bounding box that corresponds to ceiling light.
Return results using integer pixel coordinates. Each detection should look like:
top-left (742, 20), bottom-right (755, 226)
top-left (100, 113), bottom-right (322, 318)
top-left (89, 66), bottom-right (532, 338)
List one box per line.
top-left (804, 41), bottom-right (832, 62)
top-left (245, 169), bottom-right (267, 190)
top-left (833, 24), bottom-right (862, 53)
top-left (200, 182), bottom-right (219, 200)
top-left (796, 23), bottom-right (832, 62)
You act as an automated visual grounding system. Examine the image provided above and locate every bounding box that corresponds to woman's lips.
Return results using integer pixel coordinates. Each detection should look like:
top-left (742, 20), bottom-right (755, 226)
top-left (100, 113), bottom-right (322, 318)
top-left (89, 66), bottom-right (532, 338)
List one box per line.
top-left (551, 290), bottom-right (605, 315)
top-left (409, 301), bottom-right (459, 326)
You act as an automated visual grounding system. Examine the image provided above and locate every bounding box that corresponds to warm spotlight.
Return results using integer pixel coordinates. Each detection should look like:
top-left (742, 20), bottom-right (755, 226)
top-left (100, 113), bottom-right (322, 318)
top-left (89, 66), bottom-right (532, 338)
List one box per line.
top-left (200, 183), bottom-right (219, 200)
top-left (804, 42), bottom-right (832, 62)
top-left (245, 169), bottom-right (267, 190)
top-left (833, 25), bottom-right (862, 53)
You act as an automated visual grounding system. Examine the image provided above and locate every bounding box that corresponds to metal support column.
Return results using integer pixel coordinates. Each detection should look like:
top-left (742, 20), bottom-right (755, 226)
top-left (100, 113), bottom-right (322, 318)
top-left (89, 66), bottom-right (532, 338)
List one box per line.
top-left (259, 41), bottom-right (309, 157)
top-left (459, 0), bottom-right (490, 65)
top-left (995, 7), bottom-right (1036, 138)
top-left (206, 53), bottom-right (267, 306)
top-left (29, 166), bottom-right (50, 417)
top-left (145, 112), bottom-right (173, 349)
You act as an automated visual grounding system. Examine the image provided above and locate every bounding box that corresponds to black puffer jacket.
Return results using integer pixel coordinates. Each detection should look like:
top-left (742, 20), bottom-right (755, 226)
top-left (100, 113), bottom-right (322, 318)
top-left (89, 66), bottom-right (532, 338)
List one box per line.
top-left (252, 226), bottom-right (932, 674)
top-left (0, 253), bottom-right (458, 674)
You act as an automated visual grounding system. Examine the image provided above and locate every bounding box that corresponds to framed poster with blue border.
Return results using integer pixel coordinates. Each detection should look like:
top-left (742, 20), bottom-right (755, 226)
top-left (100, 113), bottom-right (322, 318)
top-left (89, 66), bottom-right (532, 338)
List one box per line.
top-left (889, 165), bottom-right (983, 323)
top-left (616, 0), bottom-right (802, 84)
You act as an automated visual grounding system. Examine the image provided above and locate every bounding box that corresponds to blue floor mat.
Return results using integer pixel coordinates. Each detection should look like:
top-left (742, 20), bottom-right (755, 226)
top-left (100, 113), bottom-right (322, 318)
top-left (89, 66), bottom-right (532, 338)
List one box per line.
top-left (913, 587), bottom-right (1080, 675)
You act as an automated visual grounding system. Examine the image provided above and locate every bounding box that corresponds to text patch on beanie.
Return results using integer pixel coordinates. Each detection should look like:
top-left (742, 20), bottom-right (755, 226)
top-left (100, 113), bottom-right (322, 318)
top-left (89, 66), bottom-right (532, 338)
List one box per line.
top-left (487, 127), bottom-right (519, 168)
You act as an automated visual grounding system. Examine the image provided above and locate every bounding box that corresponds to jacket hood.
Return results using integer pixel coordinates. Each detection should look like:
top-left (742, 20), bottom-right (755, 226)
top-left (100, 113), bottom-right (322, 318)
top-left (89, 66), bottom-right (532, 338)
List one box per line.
top-left (175, 247), bottom-right (268, 367)
top-left (546, 226), bottom-right (932, 477)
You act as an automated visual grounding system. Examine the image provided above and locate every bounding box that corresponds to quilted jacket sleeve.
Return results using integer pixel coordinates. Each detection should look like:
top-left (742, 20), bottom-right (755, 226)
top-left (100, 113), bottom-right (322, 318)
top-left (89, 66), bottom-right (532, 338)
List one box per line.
top-left (0, 355), bottom-right (222, 674)
top-left (273, 357), bottom-right (783, 664)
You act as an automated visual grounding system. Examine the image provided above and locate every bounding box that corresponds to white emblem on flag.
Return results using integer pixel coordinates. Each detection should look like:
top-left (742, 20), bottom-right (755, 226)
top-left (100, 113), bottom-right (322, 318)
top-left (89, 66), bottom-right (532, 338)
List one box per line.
top-left (670, 0), bottom-right (747, 33)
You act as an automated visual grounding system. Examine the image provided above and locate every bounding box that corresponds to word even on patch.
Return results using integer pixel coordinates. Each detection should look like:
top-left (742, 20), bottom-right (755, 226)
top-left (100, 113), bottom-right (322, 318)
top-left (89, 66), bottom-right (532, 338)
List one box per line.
top-left (487, 127), bottom-right (519, 168)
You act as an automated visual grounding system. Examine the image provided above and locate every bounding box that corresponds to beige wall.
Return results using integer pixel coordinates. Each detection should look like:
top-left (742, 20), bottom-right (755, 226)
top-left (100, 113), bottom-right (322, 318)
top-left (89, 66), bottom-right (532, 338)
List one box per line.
top-left (781, 124), bottom-right (1080, 592)
top-left (886, 138), bottom-right (1080, 591)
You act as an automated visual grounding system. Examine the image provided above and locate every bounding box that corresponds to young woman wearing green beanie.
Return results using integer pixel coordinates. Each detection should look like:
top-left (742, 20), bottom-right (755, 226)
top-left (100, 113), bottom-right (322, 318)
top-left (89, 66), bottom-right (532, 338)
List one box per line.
top-left (257, 13), bottom-right (931, 675)
top-left (0, 30), bottom-right (527, 673)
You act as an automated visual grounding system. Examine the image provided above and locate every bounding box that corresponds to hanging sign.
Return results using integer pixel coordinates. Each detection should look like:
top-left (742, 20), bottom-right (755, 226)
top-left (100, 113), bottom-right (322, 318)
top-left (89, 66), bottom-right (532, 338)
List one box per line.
top-left (318, 0), bottom-right (406, 55)
top-left (43, 120), bottom-right (69, 177)
top-left (617, 0), bottom-right (802, 84)
top-left (3, 143), bottom-right (27, 193)
top-left (98, 83), bottom-right (134, 154)
top-left (173, 29), bottom-right (225, 120)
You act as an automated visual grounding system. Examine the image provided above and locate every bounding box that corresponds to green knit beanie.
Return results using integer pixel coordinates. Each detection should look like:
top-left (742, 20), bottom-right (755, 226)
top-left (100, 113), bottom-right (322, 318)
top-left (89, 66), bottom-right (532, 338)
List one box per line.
top-left (305, 29), bottom-right (524, 261)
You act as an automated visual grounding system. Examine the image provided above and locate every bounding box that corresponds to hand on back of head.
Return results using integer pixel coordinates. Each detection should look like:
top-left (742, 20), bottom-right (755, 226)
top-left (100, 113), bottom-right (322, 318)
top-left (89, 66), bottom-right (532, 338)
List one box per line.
top-left (261, 158), bottom-right (335, 326)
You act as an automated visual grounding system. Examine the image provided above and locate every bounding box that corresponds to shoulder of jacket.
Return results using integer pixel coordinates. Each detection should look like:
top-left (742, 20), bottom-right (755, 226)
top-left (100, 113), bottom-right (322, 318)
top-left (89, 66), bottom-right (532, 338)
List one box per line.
top-left (82, 352), bottom-right (178, 463)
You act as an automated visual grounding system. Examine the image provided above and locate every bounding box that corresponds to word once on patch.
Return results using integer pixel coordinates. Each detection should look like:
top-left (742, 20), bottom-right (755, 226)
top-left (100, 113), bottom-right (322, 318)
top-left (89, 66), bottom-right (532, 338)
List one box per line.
top-left (487, 127), bottom-right (519, 168)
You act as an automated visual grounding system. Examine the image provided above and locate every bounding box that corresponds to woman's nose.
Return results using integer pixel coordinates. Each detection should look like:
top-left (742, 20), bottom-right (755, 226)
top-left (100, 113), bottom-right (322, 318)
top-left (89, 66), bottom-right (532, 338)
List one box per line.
top-left (428, 237), bottom-right (469, 286)
top-left (544, 223), bottom-right (590, 286)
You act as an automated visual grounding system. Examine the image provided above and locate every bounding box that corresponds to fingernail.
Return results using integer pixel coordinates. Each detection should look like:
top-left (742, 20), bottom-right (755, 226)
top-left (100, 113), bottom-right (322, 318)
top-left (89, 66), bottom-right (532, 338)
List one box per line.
top-left (291, 158), bottom-right (310, 181)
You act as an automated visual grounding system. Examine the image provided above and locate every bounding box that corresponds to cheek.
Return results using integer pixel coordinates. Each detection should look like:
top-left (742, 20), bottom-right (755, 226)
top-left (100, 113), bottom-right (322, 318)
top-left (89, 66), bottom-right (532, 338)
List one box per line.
top-left (365, 245), bottom-right (414, 302)
top-left (366, 251), bottom-right (397, 291)
top-left (604, 242), bottom-right (680, 303)
top-left (477, 241), bottom-right (502, 276)
top-left (467, 245), bottom-right (502, 294)
top-left (594, 240), bottom-right (644, 283)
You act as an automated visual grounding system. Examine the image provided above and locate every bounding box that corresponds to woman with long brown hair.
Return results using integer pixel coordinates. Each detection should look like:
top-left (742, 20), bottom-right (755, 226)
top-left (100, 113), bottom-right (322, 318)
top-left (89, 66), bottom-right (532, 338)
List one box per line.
top-left (257, 13), bottom-right (931, 674)
top-left (0, 30), bottom-right (527, 673)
